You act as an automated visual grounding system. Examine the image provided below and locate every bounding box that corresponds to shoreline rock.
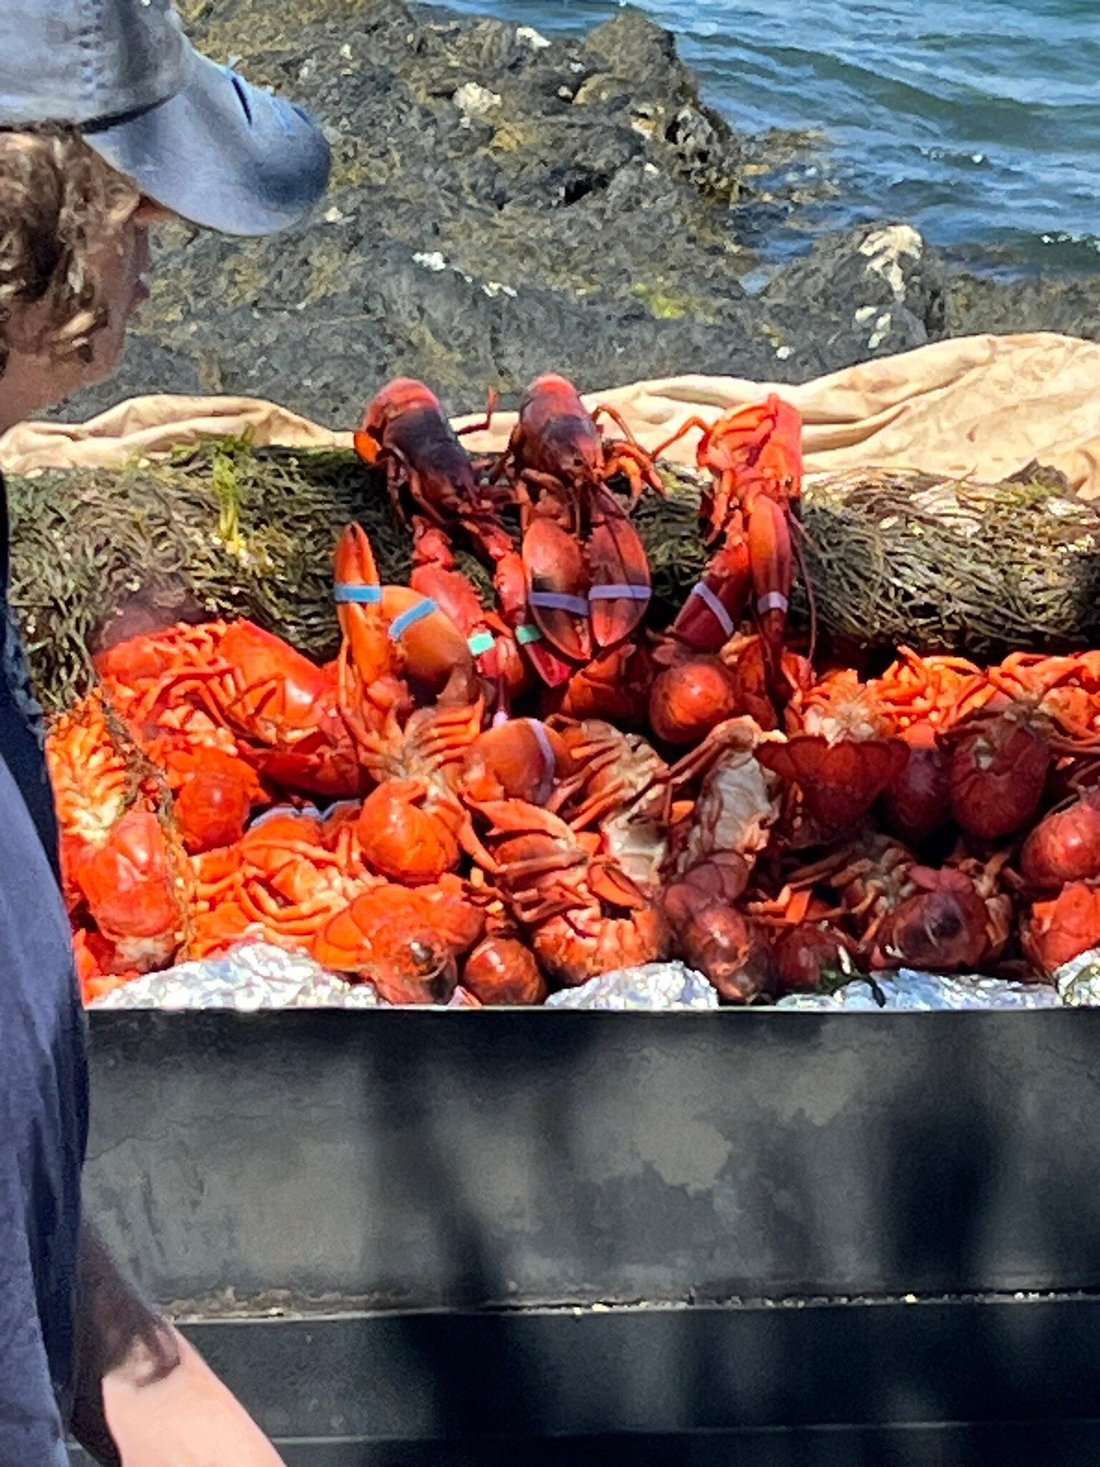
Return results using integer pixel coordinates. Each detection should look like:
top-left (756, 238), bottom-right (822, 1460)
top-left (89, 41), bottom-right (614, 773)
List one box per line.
top-left (48, 0), bottom-right (1100, 427)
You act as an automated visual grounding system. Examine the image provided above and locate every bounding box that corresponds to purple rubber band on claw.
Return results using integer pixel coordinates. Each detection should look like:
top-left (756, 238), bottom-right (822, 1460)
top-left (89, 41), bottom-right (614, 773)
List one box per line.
top-left (388, 599), bottom-right (438, 641)
top-left (528, 590), bottom-right (590, 617)
top-left (529, 719), bottom-right (557, 773)
top-left (588, 584), bottom-right (652, 602)
top-left (689, 581), bottom-right (735, 638)
top-left (756, 591), bottom-right (790, 615)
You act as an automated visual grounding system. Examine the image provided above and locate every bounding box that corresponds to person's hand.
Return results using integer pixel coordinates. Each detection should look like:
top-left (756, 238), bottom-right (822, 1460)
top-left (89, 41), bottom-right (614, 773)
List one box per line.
top-left (102, 1325), bottom-right (285, 1466)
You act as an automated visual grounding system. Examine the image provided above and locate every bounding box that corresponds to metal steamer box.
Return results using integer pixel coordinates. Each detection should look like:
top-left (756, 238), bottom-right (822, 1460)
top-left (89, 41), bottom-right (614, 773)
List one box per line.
top-left (76, 1007), bottom-right (1100, 1464)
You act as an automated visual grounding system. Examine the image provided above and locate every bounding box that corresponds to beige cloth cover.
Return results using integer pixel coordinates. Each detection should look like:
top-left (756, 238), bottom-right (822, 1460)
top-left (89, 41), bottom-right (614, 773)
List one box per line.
top-left (2, 331), bottom-right (1099, 492)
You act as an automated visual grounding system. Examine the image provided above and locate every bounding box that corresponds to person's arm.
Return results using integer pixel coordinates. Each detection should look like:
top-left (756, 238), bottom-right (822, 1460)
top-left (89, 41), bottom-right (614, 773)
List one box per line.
top-left (70, 1221), bottom-right (285, 1467)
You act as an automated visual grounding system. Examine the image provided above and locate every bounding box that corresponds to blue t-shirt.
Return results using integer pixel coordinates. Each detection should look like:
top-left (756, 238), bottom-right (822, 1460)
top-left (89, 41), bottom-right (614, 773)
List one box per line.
top-left (0, 473), bottom-right (87, 1466)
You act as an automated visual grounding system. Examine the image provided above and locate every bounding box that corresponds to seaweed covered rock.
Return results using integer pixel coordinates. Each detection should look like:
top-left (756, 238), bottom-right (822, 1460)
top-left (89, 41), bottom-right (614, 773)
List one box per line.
top-left (40, 0), bottom-right (1100, 431)
top-left (947, 268), bottom-right (1100, 345)
top-left (762, 222), bottom-right (948, 367)
top-left (45, 0), bottom-right (849, 427)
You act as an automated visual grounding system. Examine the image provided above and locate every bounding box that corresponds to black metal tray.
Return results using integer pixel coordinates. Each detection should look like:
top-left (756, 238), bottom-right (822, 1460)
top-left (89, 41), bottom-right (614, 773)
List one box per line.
top-left (86, 1008), bottom-right (1100, 1308)
top-left (70, 1300), bottom-right (1100, 1465)
top-left (77, 1008), bottom-right (1100, 1463)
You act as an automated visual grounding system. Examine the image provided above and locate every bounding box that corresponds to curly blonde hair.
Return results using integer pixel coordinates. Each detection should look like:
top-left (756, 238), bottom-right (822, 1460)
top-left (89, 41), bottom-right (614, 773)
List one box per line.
top-left (0, 126), bottom-right (139, 376)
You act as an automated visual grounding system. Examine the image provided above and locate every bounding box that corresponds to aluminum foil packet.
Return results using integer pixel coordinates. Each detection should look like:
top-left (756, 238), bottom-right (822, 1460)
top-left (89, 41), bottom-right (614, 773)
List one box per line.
top-left (89, 942), bottom-right (388, 1011)
top-left (1054, 947), bottom-right (1100, 1006)
top-left (89, 942), bottom-right (492, 1010)
top-left (89, 945), bottom-right (1072, 1015)
top-left (775, 970), bottom-right (1061, 1011)
top-left (545, 962), bottom-right (718, 1011)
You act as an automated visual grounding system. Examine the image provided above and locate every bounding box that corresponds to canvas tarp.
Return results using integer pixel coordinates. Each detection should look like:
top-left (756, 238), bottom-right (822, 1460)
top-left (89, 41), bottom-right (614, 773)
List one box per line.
top-left (2, 331), bottom-right (1099, 491)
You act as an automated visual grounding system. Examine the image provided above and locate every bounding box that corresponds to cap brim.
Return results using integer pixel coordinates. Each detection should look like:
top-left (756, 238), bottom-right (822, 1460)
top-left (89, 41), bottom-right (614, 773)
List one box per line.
top-left (83, 48), bottom-right (331, 236)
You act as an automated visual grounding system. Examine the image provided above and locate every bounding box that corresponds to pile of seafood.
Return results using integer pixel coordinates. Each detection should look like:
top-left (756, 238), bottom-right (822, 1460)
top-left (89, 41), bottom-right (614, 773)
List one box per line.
top-left (48, 373), bottom-right (1100, 1007)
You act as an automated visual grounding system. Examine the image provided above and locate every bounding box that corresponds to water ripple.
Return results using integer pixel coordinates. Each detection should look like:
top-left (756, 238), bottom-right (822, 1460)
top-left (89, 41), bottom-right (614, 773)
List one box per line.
top-left (445, 0), bottom-right (1100, 274)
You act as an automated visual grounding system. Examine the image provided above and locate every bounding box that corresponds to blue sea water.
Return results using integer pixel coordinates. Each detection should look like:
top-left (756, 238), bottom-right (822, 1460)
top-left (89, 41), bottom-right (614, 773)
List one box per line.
top-left (445, 0), bottom-right (1100, 276)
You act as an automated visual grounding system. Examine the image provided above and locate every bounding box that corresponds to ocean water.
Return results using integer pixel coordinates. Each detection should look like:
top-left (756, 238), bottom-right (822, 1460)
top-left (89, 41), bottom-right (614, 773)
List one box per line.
top-left (445, 0), bottom-right (1100, 276)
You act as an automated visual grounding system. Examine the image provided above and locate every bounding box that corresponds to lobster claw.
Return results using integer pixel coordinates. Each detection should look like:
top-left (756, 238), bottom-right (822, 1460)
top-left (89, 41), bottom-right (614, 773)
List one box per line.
top-left (380, 586), bottom-right (477, 704)
top-left (523, 517), bottom-right (592, 664)
top-left (410, 523), bottom-right (486, 630)
top-left (671, 532), bottom-right (751, 652)
top-left (746, 494), bottom-right (794, 696)
top-left (586, 489), bottom-right (653, 649)
top-left (334, 522), bottom-right (389, 687)
top-left (476, 534), bottom-right (572, 691)
top-left (75, 811), bottom-right (184, 971)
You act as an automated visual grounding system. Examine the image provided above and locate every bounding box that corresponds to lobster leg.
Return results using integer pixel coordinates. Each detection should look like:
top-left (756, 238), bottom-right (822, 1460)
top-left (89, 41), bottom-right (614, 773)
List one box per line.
top-left (602, 446), bottom-right (665, 508)
top-left (486, 419), bottom-right (524, 487)
top-left (591, 402), bottom-right (650, 451)
top-left (650, 415), bottom-right (715, 462)
top-left (701, 468), bottom-right (743, 545)
top-left (404, 463), bottom-right (456, 528)
top-left (518, 470), bottom-right (573, 532)
top-left (353, 435), bottom-right (414, 529)
top-left (455, 386), bottom-right (500, 438)
top-left (746, 495), bottom-right (794, 700)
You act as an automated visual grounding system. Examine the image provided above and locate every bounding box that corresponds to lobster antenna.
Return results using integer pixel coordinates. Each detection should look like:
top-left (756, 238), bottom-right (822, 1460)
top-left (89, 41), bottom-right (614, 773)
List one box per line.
top-left (790, 516), bottom-right (818, 664)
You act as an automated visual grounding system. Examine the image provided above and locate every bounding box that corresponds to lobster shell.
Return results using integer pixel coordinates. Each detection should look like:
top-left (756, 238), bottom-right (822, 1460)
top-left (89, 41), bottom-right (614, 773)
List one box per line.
top-left (756, 735), bottom-right (910, 831)
top-left (463, 937), bottom-right (548, 1006)
top-left (1023, 881), bottom-right (1100, 977)
top-left (873, 877), bottom-right (993, 972)
top-left (879, 722), bottom-right (952, 846)
top-left (946, 717), bottom-right (1051, 842)
top-left (649, 657), bottom-right (741, 747)
top-left (1020, 789), bottom-right (1100, 892)
top-left (673, 901), bottom-right (775, 1004)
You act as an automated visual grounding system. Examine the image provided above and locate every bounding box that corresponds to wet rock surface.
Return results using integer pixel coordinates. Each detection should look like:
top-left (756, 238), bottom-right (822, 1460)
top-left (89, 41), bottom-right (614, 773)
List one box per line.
top-left (51, 0), bottom-right (1100, 426)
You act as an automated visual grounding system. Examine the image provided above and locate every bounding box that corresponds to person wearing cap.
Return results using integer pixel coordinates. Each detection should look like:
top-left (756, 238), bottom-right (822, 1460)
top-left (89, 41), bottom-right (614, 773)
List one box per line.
top-left (0, 2), bottom-right (330, 1463)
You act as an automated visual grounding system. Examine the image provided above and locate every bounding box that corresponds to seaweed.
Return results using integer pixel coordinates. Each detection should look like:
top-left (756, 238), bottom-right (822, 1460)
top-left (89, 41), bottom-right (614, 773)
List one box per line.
top-left (10, 439), bottom-right (1100, 711)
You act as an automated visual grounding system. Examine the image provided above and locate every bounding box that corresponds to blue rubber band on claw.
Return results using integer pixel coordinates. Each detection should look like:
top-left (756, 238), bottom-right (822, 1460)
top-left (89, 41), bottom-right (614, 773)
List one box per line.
top-left (334, 582), bottom-right (383, 604)
top-left (528, 591), bottom-right (590, 617)
top-left (516, 623), bottom-right (543, 645)
top-left (388, 599), bottom-right (438, 641)
top-left (468, 631), bottom-right (496, 656)
top-left (589, 584), bottom-right (652, 602)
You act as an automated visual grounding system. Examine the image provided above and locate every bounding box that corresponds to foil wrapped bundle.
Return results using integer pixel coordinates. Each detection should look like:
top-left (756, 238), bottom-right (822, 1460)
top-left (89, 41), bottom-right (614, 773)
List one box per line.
top-left (88, 942), bottom-right (387, 1011)
top-left (89, 942), bottom-right (494, 1010)
top-left (775, 971), bottom-right (1061, 1011)
top-left (544, 962), bottom-right (718, 1011)
top-left (1054, 947), bottom-right (1100, 1006)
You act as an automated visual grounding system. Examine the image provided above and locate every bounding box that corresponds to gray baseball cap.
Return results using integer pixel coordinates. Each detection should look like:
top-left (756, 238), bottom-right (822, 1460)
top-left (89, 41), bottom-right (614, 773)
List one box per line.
top-left (0, 0), bottom-right (331, 236)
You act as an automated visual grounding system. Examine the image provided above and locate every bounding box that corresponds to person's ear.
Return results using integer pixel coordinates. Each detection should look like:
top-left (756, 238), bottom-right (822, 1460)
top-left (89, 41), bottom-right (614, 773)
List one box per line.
top-left (133, 197), bottom-right (176, 227)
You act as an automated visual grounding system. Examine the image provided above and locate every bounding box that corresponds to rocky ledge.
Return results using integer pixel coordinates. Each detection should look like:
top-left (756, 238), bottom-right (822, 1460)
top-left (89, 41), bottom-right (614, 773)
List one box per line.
top-left (51, 0), bottom-right (1100, 426)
